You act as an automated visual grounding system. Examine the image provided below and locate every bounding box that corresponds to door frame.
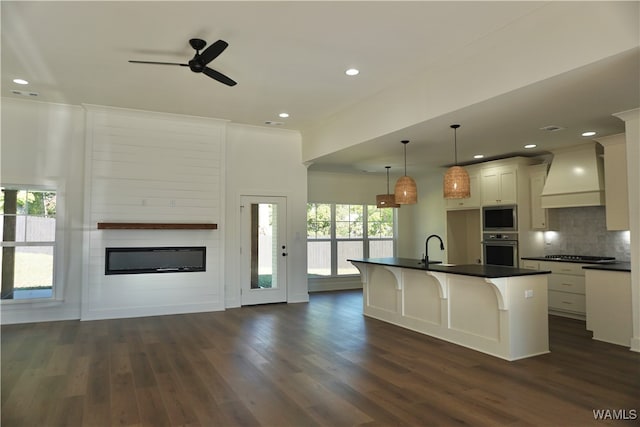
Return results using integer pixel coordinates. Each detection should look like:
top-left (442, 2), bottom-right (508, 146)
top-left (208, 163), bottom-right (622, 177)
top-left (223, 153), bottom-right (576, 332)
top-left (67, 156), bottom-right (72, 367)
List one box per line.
top-left (239, 194), bottom-right (288, 306)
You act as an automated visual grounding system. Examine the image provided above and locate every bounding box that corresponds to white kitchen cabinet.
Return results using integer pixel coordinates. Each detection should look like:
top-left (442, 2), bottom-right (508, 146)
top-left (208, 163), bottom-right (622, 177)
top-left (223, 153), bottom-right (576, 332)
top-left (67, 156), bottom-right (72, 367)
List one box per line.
top-left (596, 133), bottom-right (629, 231)
top-left (480, 165), bottom-right (517, 205)
top-left (537, 260), bottom-right (587, 319)
top-left (585, 268), bottom-right (632, 347)
top-left (446, 174), bottom-right (480, 209)
top-left (528, 164), bottom-right (548, 229)
top-left (522, 260), bottom-right (539, 270)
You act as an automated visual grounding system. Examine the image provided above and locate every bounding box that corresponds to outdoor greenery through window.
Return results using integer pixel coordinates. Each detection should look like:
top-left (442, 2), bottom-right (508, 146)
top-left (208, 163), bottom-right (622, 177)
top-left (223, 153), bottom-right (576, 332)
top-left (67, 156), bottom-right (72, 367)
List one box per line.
top-left (1, 187), bottom-right (56, 300)
top-left (308, 203), bottom-right (395, 277)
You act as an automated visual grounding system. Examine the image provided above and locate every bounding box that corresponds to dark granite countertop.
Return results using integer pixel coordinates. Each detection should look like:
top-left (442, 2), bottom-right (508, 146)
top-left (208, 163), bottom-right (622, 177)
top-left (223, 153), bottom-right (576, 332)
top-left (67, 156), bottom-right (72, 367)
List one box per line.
top-left (521, 256), bottom-right (616, 265)
top-left (582, 262), bottom-right (631, 272)
top-left (348, 257), bottom-right (550, 279)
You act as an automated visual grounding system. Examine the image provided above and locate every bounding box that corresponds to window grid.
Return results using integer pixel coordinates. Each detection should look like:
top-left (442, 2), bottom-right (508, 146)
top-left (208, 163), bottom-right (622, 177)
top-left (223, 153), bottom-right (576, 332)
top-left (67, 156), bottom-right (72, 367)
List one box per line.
top-left (308, 203), bottom-right (395, 277)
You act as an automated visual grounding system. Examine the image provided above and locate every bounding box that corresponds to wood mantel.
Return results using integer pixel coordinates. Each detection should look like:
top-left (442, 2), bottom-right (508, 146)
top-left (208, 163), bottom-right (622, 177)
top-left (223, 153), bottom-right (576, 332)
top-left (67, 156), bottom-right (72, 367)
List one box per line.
top-left (97, 222), bottom-right (217, 230)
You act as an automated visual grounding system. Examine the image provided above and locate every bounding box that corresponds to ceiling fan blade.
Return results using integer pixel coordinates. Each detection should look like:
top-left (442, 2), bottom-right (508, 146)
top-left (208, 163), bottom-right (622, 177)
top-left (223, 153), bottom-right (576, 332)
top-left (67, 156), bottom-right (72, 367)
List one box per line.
top-left (198, 40), bottom-right (228, 65)
top-left (202, 66), bottom-right (237, 86)
top-left (128, 60), bottom-right (188, 66)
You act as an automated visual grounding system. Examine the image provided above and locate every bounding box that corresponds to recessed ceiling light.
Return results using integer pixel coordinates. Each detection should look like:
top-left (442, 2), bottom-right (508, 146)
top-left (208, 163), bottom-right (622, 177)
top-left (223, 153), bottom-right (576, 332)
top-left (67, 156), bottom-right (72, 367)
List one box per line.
top-left (524, 144), bottom-right (537, 149)
top-left (345, 68), bottom-right (359, 76)
top-left (582, 131), bottom-right (596, 137)
top-left (278, 113), bottom-right (289, 118)
top-left (473, 154), bottom-right (484, 159)
top-left (13, 78), bottom-right (29, 85)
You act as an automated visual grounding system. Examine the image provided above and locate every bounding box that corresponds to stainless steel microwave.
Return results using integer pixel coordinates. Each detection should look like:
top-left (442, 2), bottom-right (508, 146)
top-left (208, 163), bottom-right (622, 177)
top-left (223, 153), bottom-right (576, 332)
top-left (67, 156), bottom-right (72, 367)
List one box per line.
top-left (482, 205), bottom-right (517, 232)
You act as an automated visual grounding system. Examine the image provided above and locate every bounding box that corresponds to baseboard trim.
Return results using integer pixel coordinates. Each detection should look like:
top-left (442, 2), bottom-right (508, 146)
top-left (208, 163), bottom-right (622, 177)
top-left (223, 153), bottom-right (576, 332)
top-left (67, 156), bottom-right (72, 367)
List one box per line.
top-left (309, 276), bottom-right (362, 293)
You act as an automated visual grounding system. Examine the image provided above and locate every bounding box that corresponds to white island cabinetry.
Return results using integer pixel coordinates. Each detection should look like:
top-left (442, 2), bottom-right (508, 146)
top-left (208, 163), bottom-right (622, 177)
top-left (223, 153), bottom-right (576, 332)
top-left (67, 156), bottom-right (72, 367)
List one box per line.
top-left (584, 264), bottom-right (632, 347)
top-left (350, 258), bottom-right (550, 361)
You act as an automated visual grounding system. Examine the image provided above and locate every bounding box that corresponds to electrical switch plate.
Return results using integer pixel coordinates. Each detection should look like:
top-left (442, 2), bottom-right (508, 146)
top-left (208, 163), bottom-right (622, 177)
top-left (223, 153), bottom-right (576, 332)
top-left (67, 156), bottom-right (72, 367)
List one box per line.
top-left (525, 289), bottom-right (534, 298)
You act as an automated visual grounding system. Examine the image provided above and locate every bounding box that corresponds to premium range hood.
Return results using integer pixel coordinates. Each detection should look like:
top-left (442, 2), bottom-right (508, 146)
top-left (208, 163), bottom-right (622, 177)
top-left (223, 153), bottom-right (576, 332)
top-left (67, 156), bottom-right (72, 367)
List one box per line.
top-left (540, 142), bottom-right (605, 209)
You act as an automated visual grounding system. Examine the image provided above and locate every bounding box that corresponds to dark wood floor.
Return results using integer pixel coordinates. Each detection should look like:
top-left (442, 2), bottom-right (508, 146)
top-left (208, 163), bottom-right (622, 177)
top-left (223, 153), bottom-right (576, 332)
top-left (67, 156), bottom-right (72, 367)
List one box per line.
top-left (2, 290), bottom-right (639, 426)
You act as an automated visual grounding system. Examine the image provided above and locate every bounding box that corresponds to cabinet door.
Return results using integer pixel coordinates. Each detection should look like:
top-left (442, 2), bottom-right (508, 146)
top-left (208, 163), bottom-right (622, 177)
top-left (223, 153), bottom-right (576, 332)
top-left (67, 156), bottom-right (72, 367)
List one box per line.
top-left (530, 171), bottom-right (547, 229)
top-left (480, 168), bottom-right (500, 205)
top-left (498, 168), bottom-right (517, 204)
top-left (481, 166), bottom-right (516, 205)
top-left (446, 174), bottom-right (479, 209)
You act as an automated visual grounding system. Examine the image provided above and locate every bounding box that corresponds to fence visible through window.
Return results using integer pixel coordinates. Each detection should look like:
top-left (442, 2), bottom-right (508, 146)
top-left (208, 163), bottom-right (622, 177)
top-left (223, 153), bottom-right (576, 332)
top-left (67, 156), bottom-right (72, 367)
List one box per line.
top-left (1, 188), bottom-right (56, 300)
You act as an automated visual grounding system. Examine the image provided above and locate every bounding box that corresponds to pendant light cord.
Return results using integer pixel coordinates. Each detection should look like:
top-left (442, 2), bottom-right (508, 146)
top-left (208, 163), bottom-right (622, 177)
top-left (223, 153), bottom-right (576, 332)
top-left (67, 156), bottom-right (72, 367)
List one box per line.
top-left (454, 128), bottom-right (458, 166)
top-left (386, 166), bottom-right (391, 193)
top-left (401, 140), bottom-right (409, 177)
top-left (451, 124), bottom-right (461, 166)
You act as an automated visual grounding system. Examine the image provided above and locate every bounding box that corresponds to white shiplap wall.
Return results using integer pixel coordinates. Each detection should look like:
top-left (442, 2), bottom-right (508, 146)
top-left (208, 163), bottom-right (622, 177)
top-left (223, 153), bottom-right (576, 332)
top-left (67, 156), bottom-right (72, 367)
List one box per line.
top-left (82, 105), bottom-right (226, 320)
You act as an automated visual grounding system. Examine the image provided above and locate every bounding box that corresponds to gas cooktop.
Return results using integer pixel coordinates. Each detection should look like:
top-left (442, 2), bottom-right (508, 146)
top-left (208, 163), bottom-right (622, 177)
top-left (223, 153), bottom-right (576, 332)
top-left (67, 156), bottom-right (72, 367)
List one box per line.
top-left (543, 255), bottom-right (616, 263)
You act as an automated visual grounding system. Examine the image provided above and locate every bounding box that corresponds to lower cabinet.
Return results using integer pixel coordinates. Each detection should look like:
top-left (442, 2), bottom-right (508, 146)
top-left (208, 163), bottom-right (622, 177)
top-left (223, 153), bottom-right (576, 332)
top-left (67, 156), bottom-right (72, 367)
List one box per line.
top-left (523, 260), bottom-right (586, 319)
top-left (585, 269), bottom-right (632, 347)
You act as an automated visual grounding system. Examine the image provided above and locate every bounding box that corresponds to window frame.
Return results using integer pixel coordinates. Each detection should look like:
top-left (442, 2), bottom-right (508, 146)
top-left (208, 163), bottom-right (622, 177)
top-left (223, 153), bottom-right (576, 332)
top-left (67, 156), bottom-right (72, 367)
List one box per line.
top-left (308, 202), bottom-right (396, 277)
top-left (1, 184), bottom-right (63, 303)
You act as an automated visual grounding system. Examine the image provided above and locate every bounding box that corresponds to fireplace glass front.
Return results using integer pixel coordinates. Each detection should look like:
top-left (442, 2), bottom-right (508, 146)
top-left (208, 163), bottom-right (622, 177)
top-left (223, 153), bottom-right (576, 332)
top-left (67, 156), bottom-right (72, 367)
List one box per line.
top-left (105, 246), bottom-right (206, 275)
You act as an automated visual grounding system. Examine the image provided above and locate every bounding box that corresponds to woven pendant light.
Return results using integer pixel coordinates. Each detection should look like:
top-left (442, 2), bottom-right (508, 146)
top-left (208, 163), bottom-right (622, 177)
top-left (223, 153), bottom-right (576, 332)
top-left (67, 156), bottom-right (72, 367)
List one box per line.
top-left (443, 124), bottom-right (471, 199)
top-left (376, 166), bottom-right (401, 208)
top-left (394, 140), bottom-right (418, 204)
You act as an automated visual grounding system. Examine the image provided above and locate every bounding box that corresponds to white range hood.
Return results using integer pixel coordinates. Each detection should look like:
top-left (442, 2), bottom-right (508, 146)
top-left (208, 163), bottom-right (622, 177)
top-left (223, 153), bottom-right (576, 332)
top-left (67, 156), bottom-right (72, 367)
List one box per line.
top-left (540, 142), bottom-right (605, 209)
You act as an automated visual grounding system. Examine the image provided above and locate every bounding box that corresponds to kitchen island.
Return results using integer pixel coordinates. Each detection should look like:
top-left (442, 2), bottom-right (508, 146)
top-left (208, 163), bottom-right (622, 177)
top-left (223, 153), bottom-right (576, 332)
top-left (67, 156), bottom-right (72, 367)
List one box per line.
top-left (348, 257), bottom-right (551, 361)
top-left (584, 262), bottom-right (632, 347)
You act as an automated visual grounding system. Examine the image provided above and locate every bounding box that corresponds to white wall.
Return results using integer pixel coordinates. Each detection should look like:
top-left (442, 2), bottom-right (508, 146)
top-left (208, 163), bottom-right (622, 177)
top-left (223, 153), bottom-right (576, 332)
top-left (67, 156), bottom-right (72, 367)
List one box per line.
top-left (81, 106), bottom-right (227, 320)
top-left (308, 170), bottom-right (386, 204)
top-left (225, 124), bottom-right (308, 307)
top-left (1, 99), bottom-right (309, 323)
top-left (398, 170), bottom-right (447, 260)
top-left (1, 98), bottom-right (85, 323)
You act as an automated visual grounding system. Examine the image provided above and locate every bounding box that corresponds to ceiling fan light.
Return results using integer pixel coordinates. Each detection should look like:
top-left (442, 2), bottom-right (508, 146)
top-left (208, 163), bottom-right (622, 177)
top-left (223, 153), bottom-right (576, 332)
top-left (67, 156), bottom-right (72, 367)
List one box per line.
top-left (443, 166), bottom-right (471, 199)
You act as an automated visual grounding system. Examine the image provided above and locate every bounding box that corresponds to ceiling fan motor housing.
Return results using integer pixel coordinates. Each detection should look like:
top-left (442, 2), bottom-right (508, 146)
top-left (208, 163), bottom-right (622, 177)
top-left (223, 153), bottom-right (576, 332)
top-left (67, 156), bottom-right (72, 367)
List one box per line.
top-left (189, 38), bottom-right (207, 51)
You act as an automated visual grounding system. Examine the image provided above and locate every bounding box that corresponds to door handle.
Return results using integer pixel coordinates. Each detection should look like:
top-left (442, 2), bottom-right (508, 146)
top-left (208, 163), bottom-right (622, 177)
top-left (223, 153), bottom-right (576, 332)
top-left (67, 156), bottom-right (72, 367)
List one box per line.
top-left (282, 245), bottom-right (287, 256)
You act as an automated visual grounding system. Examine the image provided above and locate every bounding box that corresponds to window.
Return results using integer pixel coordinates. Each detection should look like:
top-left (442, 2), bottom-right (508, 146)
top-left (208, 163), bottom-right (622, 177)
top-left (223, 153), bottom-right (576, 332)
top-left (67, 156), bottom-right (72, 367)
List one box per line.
top-left (1, 187), bottom-right (56, 300)
top-left (307, 203), bottom-right (395, 277)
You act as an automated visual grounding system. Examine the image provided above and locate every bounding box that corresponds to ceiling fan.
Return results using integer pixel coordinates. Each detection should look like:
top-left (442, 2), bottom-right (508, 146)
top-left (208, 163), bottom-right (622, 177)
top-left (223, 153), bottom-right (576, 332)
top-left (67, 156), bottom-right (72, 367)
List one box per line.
top-left (129, 38), bottom-right (237, 86)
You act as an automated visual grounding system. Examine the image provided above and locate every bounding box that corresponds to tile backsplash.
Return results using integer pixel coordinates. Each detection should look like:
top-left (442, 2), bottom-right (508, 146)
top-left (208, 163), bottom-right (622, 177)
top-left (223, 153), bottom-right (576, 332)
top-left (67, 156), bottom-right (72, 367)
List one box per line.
top-left (545, 206), bottom-right (630, 261)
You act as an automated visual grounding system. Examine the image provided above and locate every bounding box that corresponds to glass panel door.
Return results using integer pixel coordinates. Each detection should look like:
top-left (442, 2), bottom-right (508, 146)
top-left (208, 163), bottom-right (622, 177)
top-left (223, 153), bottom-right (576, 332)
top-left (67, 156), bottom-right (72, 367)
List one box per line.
top-left (240, 196), bottom-right (287, 305)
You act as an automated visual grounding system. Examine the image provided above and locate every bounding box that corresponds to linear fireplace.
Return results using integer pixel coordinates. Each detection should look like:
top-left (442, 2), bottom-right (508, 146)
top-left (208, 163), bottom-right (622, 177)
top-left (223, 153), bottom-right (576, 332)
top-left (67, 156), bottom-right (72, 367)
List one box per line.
top-left (105, 246), bottom-right (206, 275)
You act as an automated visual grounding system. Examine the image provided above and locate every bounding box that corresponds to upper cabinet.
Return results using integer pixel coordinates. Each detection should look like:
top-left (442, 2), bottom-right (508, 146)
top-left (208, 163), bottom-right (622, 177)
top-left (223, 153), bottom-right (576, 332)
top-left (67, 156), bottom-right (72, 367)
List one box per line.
top-left (596, 134), bottom-right (629, 230)
top-left (480, 165), bottom-right (517, 205)
top-left (446, 173), bottom-right (480, 209)
top-left (528, 164), bottom-right (548, 230)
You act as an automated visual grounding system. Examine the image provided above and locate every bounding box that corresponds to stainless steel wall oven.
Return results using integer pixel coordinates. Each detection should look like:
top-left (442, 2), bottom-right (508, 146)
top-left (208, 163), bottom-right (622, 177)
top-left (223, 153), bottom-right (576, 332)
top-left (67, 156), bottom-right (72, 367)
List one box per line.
top-left (482, 233), bottom-right (518, 267)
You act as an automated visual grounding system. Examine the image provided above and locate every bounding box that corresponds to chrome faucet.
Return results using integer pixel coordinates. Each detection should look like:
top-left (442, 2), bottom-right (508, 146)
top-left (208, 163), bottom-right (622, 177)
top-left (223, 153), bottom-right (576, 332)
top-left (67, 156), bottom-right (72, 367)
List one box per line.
top-left (424, 234), bottom-right (445, 264)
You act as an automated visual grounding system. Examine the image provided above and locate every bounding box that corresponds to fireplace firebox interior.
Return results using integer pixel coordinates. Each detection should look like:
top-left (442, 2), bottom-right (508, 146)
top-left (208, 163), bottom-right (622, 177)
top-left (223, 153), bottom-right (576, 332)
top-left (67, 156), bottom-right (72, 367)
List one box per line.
top-left (105, 246), bottom-right (206, 275)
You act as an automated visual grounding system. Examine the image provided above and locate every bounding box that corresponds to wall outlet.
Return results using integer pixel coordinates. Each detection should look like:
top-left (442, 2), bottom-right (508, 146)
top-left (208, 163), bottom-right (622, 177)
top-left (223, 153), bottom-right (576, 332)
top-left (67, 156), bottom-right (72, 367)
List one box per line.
top-left (525, 289), bottom-right (534, 299)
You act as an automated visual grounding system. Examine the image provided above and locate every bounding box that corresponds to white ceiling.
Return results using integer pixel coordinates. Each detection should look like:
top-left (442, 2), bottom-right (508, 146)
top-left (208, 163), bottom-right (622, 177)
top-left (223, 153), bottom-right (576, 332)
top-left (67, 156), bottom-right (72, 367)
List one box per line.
top-left (2, 1), bottom-right (639, 175)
